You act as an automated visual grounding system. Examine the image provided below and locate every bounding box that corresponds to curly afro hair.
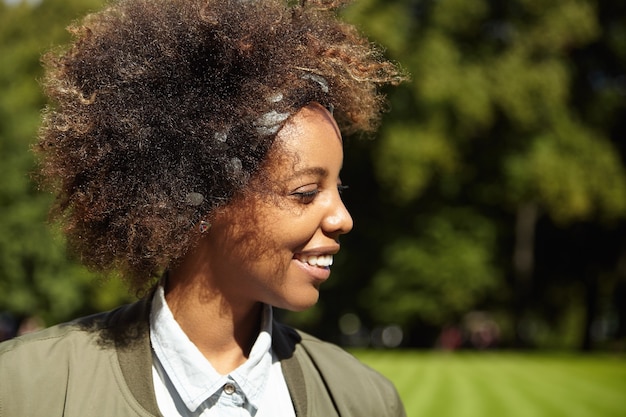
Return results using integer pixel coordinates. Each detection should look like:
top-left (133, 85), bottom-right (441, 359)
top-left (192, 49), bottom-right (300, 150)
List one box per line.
top-left (36, 0), bottom-right (405, 291)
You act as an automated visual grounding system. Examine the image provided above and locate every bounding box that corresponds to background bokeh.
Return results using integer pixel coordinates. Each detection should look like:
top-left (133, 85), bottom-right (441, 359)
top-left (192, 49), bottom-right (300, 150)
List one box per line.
top-left (1, 0), bottom-right (625, 353)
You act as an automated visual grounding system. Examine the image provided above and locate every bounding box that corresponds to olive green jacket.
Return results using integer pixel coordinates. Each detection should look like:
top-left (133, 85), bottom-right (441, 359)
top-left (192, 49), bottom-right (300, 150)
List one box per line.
top-left (0, 297), bottom-right (405, 417)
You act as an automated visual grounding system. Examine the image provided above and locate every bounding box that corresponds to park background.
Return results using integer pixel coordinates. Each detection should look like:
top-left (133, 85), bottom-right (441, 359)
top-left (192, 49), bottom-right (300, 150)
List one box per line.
top-left (1, 0), bottom-right (625, 415)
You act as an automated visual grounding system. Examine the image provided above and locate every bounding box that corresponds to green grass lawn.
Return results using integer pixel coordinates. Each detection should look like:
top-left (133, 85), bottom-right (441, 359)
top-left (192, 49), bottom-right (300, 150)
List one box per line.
top-left (353, 350), bottom-right (626, 417)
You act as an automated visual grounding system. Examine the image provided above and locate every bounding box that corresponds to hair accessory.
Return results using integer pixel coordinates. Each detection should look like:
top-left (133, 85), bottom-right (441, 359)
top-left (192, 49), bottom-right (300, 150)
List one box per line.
top-left (267, 92), bottom-right (284, 103)
top-left (186, 192), bottom-right (205, 206)
top-left (254, 110), bottom-right (291, 136)
top-left (227, 157), bottom-right (243, 176)
top-left (214, 131), bottom-right (228, 143)
top-left (199, 220), bottom-right (211, 233)
top-left (301, 72), bottom-right (329, 93)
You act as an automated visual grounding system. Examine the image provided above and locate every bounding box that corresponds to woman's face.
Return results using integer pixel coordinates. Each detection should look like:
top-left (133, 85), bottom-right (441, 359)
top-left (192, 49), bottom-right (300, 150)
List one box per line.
top-left (202, 103), bottom-right (353, 311)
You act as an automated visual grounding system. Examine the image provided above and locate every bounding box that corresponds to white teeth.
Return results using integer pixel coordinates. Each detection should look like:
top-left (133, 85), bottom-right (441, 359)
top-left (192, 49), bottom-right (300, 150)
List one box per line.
top-left (298, 254), bottom-right (333, 267)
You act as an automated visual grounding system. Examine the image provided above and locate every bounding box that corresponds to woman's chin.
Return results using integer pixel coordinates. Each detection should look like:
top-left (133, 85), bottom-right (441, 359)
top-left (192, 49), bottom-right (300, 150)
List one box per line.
top-left (276, 292), bottom-right (320, 313)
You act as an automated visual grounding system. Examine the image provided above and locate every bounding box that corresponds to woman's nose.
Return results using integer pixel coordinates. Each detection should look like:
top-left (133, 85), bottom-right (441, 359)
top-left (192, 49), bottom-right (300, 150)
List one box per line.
top-left (323, 191), bottom-right (353, 237)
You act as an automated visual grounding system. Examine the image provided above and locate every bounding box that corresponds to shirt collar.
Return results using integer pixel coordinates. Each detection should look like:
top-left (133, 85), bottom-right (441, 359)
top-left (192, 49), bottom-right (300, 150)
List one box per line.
top-left (149, 285), bottom-right (273, 413)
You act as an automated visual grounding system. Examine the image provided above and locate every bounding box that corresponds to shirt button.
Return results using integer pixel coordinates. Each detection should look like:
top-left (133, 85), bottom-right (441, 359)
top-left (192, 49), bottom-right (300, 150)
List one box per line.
top-left (223, 383), bottom-right (236, 395)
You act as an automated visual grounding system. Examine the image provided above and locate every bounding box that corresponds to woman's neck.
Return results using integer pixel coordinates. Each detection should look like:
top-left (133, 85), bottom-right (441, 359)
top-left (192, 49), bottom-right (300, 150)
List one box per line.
top-left (165, 266), bottom-right (263, 375)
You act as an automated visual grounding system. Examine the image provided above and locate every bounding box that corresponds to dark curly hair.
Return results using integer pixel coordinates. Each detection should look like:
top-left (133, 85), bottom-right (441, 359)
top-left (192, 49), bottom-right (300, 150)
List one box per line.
top-left (36, 0), bottom-right (405, 291)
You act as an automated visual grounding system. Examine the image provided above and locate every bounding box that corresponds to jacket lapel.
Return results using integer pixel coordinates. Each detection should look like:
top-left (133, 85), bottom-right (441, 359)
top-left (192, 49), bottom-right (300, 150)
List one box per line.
top-left (272, 321), bottom-right (341, 417)
top-left (108, 296), bottom-right (163, 417)
top-left (272, 321), bottom-right (308, 416)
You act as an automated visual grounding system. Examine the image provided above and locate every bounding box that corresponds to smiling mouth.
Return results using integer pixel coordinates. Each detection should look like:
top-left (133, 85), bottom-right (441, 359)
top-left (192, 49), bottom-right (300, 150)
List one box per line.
top-left (294, 254), bottom-right (334, 268)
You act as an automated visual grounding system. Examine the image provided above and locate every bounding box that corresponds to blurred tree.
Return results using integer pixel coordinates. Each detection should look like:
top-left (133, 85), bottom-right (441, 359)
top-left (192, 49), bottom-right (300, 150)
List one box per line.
top-left (0, 0), bottom-right (132, 328)
top-left (323, 0), bottom-right (626, 348)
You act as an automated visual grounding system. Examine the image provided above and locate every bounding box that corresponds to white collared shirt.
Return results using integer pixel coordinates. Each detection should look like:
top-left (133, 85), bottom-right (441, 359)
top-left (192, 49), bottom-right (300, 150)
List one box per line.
top-left (149, 287), bottom-right (296, 417)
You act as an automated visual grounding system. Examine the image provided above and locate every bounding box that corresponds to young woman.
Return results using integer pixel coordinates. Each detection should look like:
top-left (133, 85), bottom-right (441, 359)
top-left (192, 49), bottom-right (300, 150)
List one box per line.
top-left (0, 0), bottom-right (406, 415)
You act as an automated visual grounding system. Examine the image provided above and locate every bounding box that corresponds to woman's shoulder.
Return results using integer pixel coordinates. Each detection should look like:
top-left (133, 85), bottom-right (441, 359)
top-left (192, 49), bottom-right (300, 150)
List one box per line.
top-left (0, 300), bottom-right (155, 416)
top-left (1, 314), bottom-right (102, 357)
top-left (0, 298), bottom-right (149, 363)
top-left (0, 316), bottom-right (113, 382)
top-left (0, 314), bottom-right (112, 414)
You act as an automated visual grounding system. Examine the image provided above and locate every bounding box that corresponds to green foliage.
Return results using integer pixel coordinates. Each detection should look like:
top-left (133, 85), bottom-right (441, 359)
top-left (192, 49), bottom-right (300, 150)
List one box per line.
top-left (339, 0), bottom-right (626, 345)
top-left (375, 124), bottom-right (458, 203)
top-left (0, 0), bottom-right (133, 326)
top-left (365, 209), bottom-right (500, 326)
top-left (345, 0), bottom-right (624, 220)
top-left (507, 119), bottom-right (626, 222)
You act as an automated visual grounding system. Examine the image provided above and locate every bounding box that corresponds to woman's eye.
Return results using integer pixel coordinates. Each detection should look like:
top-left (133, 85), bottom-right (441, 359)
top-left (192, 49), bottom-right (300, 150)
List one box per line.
top-left (290, 184), bottom-right (348, 204)
top-left (291, 188), bottom-right (319, 204)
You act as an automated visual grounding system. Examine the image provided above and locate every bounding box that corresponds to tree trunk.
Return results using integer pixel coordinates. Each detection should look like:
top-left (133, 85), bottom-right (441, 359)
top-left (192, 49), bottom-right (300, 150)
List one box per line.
top-left (513, 202), bottom-right (538, 347)
top-left (581, 269), bottom-right (598, 351)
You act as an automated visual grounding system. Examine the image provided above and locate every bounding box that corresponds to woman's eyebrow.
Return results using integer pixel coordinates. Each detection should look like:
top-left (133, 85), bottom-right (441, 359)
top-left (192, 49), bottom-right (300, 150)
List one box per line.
top-left (287, 167), bottom-right (328, 181)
